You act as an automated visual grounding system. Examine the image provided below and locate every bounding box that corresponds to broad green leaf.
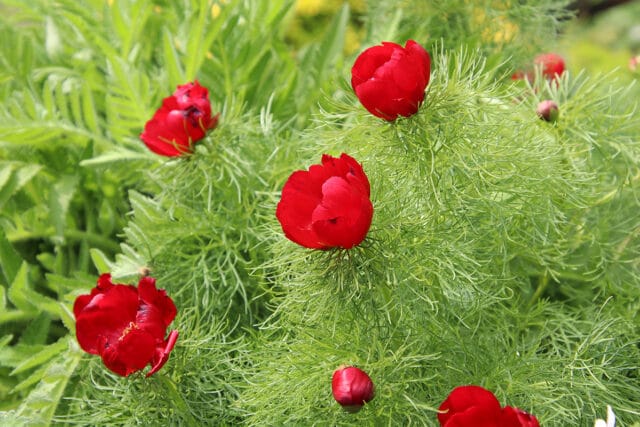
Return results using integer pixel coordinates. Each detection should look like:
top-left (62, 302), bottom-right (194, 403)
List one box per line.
top-left (49, 175), bottom-right (78, 245)
top-left (7, 263), bottom-right (35, 313)
top-left (81, 81), bottom-right (99, 134)
top-left (0, 335), bottom-right (12, 350)
top-left (13, 337), bottom-right (82, 427)
top-left (0, 163), bottom-right (42, 211)
top-left (58, 302), bottom-right (75, 334)
top-left (0, 231), bottom-right (23, 285)
top-left (79, 149), bottom-right (151, 167)
top-left (10, 338), bottom-right (67, 376)
top-left (89, 248), bottom-right (113, 274)
top-left (19, 313), bottom-right (51, 346)
top-left (314, 3), bottom-right (349, 84)
top-left (163, 28), bottom-right (185, 87)
top-left (7, 262), bottom-right (62, 318)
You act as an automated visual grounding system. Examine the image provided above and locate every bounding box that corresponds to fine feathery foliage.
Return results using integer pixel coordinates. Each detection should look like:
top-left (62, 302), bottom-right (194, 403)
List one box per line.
top-left (0, 0), bottom-right (639, 426)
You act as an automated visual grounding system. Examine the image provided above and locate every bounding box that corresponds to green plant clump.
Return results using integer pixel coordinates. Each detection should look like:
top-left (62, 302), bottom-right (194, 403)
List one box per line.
top-left (0, 0), bottom-right (639, 426)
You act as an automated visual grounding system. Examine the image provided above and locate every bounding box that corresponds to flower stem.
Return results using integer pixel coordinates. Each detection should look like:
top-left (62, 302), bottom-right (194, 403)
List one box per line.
top-left (156, 374), bottom-right (199, 427)
top-left (528, 270), bottom-right (550, 307)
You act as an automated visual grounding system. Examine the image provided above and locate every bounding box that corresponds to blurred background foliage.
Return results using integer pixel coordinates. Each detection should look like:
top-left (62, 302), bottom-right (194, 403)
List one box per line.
top-left (0, 0), bottom-right (638, 425)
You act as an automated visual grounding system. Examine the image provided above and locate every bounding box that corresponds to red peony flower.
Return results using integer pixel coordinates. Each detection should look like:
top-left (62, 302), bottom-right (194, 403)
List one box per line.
top-left (438, 385), bottom-right (540, 427)
top-left (74, 273), bottom-right (179, 377)
top-left (512, 53), bottom-right (565, 84)
top-left (332, 366), bottom-right (375, 412)
top-left (351, 40), bottom-right (431, 121)
top-left (534, 53), bottom-right (565, 81)
top-left (275, 153), bottom-right (373, 250)
top-left (140, 81), bottom-right (219, 157)
top-left (438, 385), bottom-right (503, 427)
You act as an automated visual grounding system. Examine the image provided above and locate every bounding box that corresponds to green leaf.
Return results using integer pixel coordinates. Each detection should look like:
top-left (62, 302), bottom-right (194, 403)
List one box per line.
top-left (314, 3), bottom-right (349, 84)
top-left (19, 313), bottom-right (51, 346)
top-left (0, 163), bottom-right (42, 211)
top-left (13, 337), bottom-right (82, 427)
top-left (79, 149), bottom-right (151, 167)
top-left (7, 263), bottom-right (35, 313)
top-left (0, 231), bottom-right (23, 286)
top-left (89, 248), bottom-right (113, 274)
top-left (10, 338), bottom-right (67, 376)
top-left (163, 28), bottom-right (185, 87)
top-left (49, 175), bottom-right (78, 245)
top-left (7, 262), bottom-right (63, 318)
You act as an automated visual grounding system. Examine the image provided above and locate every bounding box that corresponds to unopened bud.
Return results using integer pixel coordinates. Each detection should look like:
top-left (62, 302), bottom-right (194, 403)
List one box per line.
top-left (331, 366), bottom-right (375, 413)
top-left (536, 100), bottom-right (559, 122)
top-left (629, 55), bottom-right (640, 72)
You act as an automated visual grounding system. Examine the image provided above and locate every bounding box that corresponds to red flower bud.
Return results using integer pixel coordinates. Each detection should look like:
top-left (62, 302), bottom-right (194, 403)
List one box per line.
top-left (438, 385), bottom-right (540, 427)
top-left (351, 40), bottom-right (431, 121)
top-left (332, 366), bottom-right (375, 412)
top-left (536, 100), bottom-right (559, 122)
top-left (74, 273), bottom-right (179, 377)
top-left (141, 81), bottom-right (219, 157)
top-left (629, 55), bottom-right (640, 72)
top-left (534, 53), bottom-right (565, 81)
top-left (275, 153), bottom-right (373, 250)
top-left (513, 53), bottom-right (565, 84)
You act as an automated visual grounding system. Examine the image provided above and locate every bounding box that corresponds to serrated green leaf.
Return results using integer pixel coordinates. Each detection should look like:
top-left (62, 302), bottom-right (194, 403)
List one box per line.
top-left (10, 338), bottom-right (67, 376)
top-left (89, 248), bottom-right (113, 274)
top-left (163, 28), bottom-right (185, 87)
top-left (7, 263), bottom-right (35, 313)
top-left (58, 302), bottom-right (75, 334)
top-left (19, 313), bottom-right (50, 346)
top-left (49, 175), bottom-right (78, 244)
top-left (0, 163), bottom-right (42, 211)
top-left (13, 337), bottom-right (81, 427)
top-left (81, 82), bottom-right (99, 134)
top-left (0, 343), bottom-right (46, 369)
top-left (10, 363), bottom-right (48, 395)
top-left (7, 262), bottom-right (62, 318)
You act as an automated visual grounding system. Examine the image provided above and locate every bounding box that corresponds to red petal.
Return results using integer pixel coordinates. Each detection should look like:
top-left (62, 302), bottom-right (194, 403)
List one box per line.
top-left (146, 329), bottom-right (179, 377)
top-left (501, 406), bottom-right (540, 427)
top-left (438, 385), bottom-right (502, 426)
top-left (351, 42), bottom-right (400, 89)
top-left (442, 405), bottom-right (502, 427)
top-left (276, 170), bottom-right (325, 249)
top-left (75, 284), bottom-right (139, 355)
top-left (311, 176), bottom-right (373, 248)
top-left (100, 329), bottom-right (156, 377)
top-left (137, 276), bottom-right (177, 327)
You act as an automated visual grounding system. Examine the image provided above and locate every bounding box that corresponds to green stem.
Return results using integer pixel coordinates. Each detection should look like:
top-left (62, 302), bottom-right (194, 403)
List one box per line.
top-left (528, 270), bottom-right (549, 307)
top-left (7, 229), bottom-right (121, 254)
top-left (156, 374), bottom-right (199, 427)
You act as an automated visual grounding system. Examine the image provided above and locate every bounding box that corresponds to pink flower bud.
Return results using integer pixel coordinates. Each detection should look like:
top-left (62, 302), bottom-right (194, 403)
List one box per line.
top-left (629, 55), bottom-right (640, 72)
top-left (536, 100), bottom-right (559, 122)
top-left (331, 366), bottom-right (375, 412)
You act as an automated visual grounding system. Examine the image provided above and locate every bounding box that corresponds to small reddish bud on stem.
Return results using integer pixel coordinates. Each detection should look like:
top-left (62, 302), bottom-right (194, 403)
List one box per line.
top-left (536, 100), bottom-right (559, 122)
top-left (332, 366), bottom-right (375, 413)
